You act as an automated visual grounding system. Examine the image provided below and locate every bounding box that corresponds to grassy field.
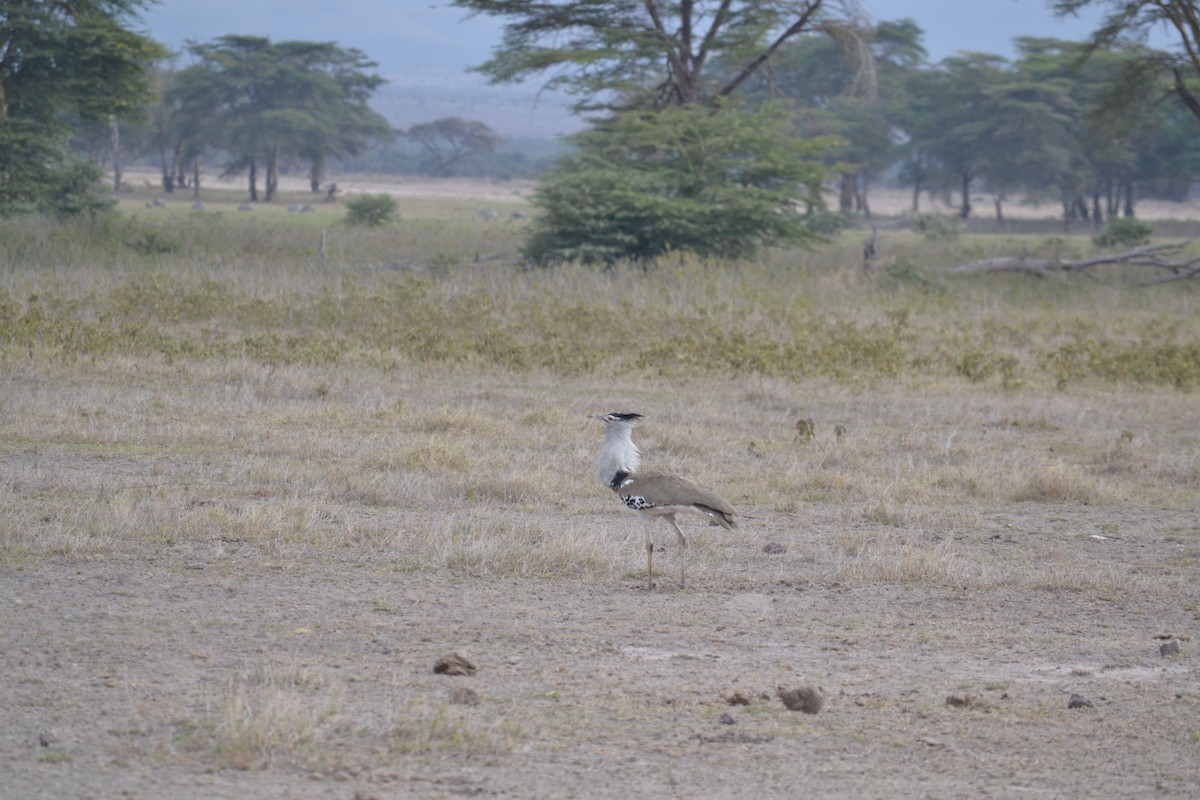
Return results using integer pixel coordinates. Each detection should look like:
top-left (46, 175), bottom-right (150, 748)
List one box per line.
top-left (1, 182), bottom-right (1198, 797)
top-left (4, 184), bottom-right (1200, 389)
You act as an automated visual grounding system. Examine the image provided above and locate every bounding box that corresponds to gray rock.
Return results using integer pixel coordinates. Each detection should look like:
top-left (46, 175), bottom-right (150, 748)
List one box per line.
top-left (1068, 693), bottom-right (1095, 709)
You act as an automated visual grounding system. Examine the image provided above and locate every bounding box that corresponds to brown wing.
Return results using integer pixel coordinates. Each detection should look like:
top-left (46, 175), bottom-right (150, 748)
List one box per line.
top-left (619, 471), bottom-right (738, 529)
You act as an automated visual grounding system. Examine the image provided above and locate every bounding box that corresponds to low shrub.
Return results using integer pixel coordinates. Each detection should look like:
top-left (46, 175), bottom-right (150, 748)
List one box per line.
top-left (343, 193), bottom-right (399, 227)
top-left (1093, 217), bottom-right (1153, 248)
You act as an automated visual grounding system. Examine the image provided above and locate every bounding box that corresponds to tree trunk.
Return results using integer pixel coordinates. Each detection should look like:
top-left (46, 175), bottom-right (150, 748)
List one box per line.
top-left (248, 159), bottom-right (258, 202)
top-left (109, 118), bottom-right (122, 192)
top-left (157, 129), bottom-right (172, 192)
top-left (911, 176), bottom-right (922, 213)
top-left (854, 170), bottom-right (873, 217)
top-left (1122, 179), bottom-right (1135, 217)
top-left (1172, 66), bottom-right (1200, 125)
top-left (171, 143), bottom-right (186, 192)
top-left (959, 173), bottom-right (972, 219)
top-left (839, 173), bottom-right (854, 213)
top-left (1091, 192), bottom-right (1103, 226)
top-left (310, 153), bottom-right (324, 193)
top-left (993, 197), bottom-right (1003, 221)
top-left (265, 145), bottom-right (279, 202)
top-left (192, 156), bottom-right (200, 199)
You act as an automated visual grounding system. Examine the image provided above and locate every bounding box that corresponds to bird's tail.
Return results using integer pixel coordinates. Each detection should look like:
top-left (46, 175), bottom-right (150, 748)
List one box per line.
top-left (697, 505), bottom-right (738, 530)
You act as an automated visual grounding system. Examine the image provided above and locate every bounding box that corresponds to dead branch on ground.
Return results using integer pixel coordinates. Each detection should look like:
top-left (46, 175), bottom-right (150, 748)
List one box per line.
top-left (949, 242), bottom-right (1200, 285)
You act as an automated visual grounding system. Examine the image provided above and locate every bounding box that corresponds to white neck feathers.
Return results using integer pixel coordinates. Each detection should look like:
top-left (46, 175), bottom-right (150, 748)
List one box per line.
top-left (595, 421), bottom-right (640, 489)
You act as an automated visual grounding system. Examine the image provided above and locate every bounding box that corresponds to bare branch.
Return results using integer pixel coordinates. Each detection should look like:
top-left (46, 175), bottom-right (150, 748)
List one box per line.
top-left (949, 242), bottom-right (1200, 286)
top-left (719, 0), bottom-right (825, 98)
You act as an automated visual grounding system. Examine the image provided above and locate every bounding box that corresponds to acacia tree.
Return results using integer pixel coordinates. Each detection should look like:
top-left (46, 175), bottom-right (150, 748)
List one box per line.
top-left (274, 40), bottom-right (394, 193)
top-left (735, 18), bottom-right (926, 216)
top-left (405, 117), bottom-right (502, 176)
top-left (456, 0), bottom-right (854, 110)
top-left (170, 36), bottom-right (391, 201)
top-left (152, 55), bottom-right (229, 194)
top-left (1009, 37), bottom-right (1157, 221)
top-left (525, 103), bottom-right (833, 264)
top-left (455, 0), bottom-right (861, 262)
top-left (0, 0), bottom-right (163, 214)
top-left (901, 54), bottom-right (995, 219)
top-left (1054, 0), bottom-right (1200, 122)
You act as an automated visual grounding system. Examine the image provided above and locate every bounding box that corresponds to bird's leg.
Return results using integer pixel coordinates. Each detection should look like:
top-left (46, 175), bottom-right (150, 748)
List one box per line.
top-left (643, 524), bottom-right (654, 590)
top-left (669, 516), bottom-right (688, 589)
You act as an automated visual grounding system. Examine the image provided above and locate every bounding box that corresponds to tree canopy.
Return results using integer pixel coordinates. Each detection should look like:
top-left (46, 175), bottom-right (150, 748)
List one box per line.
top-left (165, 35), bottom-right (393, 201)
top-left (457, 0), bottom-right (862, 263)
top-left (0, 0), bottom-right (164, 214)
top-left (405, 117), bottom-right (502, 177)
top-left (454, 0), bottom-right (861, 110)
top-left (525, 102), bottom-right (832, 264)
top-left (1054, 0), bottom-right (1200, 122)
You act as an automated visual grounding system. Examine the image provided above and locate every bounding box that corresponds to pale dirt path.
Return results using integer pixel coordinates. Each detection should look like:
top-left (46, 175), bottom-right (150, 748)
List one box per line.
top-left (122, 168), bottom-right (536, 205)
top-left (121, 168), bottom-right (1200, 220)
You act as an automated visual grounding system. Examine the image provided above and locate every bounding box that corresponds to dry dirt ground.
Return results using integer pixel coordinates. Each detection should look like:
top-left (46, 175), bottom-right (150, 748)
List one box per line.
top-left (2, 363), bottom-right (1199, 799)
top-left (3, 520), bottom-right (1198, 799)
top-left (3, 551), bottom-right (1199, 799)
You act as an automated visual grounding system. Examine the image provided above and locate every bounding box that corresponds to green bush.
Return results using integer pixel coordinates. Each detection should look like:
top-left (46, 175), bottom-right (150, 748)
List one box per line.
top-left (39, 161), bottom-right (116, 219)
top-left (343, 193), bottom-right (399, 227)
top-left (523, 103), bottom-right (834, 266)
top-left (1093, 217), bottom-right (1153, 248)
top-left (803, 210), bottom-right (860, 235)
top-left (130, 230), bottom-right (181, 256)
top-left (912, 213), bottom-right (963, 241)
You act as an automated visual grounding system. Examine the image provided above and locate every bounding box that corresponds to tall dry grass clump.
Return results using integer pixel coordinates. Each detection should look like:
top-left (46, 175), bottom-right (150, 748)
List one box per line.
top-left (2, 211), bottom-right (1199, 389)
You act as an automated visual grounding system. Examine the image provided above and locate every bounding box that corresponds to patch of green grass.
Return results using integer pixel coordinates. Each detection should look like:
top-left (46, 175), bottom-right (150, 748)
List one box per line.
top-left (1043, 338), bottom-right (1200, 390)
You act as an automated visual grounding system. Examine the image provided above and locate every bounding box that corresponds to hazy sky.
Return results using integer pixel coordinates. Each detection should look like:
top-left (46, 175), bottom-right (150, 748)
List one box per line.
top-left (138, 0), bottom-right (1115, 135)
top-left (141, 0), bottom-right (1108, 81)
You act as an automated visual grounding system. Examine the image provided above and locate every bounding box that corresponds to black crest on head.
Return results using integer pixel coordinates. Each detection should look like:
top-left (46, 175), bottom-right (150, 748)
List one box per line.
top-left (607, 412), bottom-right (643, 422)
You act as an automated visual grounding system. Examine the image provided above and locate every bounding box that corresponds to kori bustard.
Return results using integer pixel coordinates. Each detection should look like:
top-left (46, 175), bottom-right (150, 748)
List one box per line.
top-left (591, 412), bottom-right (738, 589)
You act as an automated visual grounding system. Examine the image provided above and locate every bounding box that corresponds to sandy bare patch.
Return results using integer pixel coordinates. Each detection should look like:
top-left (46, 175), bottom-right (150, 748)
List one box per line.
top-left (121, 168), bottom-right (1200, 221)
top-left (123, 168), bottom-right (536, 205)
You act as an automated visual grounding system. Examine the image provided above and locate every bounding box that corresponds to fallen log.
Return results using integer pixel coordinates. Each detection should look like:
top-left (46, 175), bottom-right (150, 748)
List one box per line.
top-left (949, 242), bottom-right (1200, 285)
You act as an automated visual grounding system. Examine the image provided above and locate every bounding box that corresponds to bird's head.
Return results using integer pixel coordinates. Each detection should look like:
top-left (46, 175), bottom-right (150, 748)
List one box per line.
top-left (589, 411), bottom-right (644, 428)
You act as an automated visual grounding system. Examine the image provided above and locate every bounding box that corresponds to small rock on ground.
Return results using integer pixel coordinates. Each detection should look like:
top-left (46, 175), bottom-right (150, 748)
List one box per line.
top-left (778, 685), bottom-right (823, 714)
top-left (449, 686), bottom-right (480, 706)
top-left (433, 652), bottom-right (477, 676)
top-left (1068, 693), bottom-right (1095, 709)
top-left (945, 693), bottom-right (990, 710)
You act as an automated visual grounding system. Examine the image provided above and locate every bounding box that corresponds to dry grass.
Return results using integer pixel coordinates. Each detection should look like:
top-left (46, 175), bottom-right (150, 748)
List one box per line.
top-left (4, 183), bottom-right (1199, 800)
top-left (1, 354), bottom-right (1195, 602)
top-left (1, 197), bottom-right (1197, 592)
